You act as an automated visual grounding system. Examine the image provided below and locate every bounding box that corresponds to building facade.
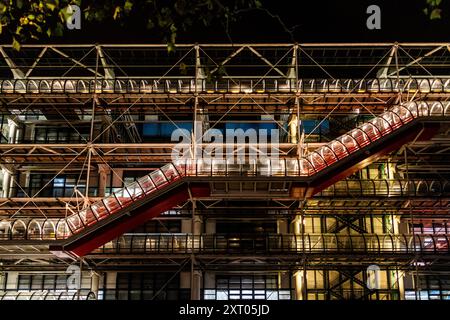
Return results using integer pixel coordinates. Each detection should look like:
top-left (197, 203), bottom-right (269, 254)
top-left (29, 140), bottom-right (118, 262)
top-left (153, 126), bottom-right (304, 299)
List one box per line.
top-left (0, 43), bottom-right (449, 300)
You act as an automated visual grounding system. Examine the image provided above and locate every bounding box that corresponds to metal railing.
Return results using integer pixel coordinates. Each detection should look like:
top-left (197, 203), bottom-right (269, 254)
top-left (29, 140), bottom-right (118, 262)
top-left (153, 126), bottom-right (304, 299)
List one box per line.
top-left (88, 233), bottom-right (450, 255)
top-left (0, 290), bottom-right (96, 300)
top-left (2, 101), bottom-right (448, 240)
top-left (1, 78), bottom-right (450, 94)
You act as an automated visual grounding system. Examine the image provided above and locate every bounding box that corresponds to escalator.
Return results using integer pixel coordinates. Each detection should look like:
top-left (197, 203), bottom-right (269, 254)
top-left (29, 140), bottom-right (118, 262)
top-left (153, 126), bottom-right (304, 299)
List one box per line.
top-left (50, 101), bottom-right (449, 257)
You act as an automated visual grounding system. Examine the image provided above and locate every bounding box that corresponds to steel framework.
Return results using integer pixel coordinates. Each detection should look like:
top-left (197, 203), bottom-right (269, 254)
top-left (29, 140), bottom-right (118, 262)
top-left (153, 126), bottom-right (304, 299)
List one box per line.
top-left (0, 43), bottom-right (449, 300)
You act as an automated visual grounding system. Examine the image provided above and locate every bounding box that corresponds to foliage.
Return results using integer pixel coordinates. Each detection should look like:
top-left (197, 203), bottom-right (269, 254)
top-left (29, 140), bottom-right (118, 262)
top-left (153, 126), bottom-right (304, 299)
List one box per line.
top-left (0, 0), bottom-right (262, 50)
top-left (424, 0), bottom-right (443, 20)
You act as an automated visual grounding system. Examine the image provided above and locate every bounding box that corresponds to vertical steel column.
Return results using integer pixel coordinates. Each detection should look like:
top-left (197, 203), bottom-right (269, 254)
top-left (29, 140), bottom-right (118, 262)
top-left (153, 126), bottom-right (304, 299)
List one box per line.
top-left (85, 46), bottom-right (100, 202)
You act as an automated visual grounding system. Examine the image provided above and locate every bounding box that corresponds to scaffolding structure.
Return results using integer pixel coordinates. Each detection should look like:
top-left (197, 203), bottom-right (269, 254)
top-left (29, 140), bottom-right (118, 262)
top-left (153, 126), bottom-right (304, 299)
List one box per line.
top-left (0, 43), bottom-right (450, 300)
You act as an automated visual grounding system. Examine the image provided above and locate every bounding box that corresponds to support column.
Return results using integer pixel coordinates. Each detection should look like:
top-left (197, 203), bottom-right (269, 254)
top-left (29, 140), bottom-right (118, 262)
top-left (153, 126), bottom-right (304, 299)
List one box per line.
top-left (105, 272), bottom-right (117, 299)
top-left (204, 272), bottom-right (215, 291)
top-left (192, 200), bottom-right (203, 236)
top-left (191, 269), bottom-right (203, 300)
top-left (97, 164), bottom-right (109, 197)
top-left (288, 114), bottom-right (298, 144)
top-left (293, 271), bottom-right (304, 300)
top-left (292, 216), bottom-right (303, 236)
top-left (205, 219), bottom-right (216, 234)
top-left (277, 218), bottom-right (289, 234)
top-left (90, 272), bottom-right (100, 299)
top-left (193, 216), bottom-right (203, 235)
top-left (398, 271), bottom-right (405, 300)
top-left (1, 167), bottom-right (13, 198)
top-left (23, 123), bottom-right (35, 142)
top-left (190, 199), bottom-right (203, 300)
top-left (6, 272), bottom-right (18, 290)
top-left (180, 271), bottom-right (191, 296)
top-left (7, 119), bottom-right (18, 144)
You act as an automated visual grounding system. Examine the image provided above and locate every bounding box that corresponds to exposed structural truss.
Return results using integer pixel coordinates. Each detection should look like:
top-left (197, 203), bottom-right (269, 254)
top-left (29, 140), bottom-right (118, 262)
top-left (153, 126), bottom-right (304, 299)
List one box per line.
top-left (44, 101), bottom-right (450, 257)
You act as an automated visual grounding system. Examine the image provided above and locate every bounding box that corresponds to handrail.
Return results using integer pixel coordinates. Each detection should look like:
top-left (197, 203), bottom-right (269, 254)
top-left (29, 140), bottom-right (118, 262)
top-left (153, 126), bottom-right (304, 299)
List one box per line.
top-left (4, 100), bottom-right (444, 250)
top-left (2, 78), bottom-right (450, 94)
top-left (1, 176), bottom-right (449, 241)
top-left (86, 233), bottom-right (449, 255)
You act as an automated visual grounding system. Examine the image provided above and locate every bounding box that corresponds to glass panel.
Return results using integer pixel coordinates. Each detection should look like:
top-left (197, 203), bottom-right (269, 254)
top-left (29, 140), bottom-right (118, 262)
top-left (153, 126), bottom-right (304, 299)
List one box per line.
top-left (417, 102), bottom-right (429, 117)
top-left (350, 128), bottom-right (371, 148)
top-left (91, 203), bottom-right (109, 220)
top-left (308, 152), bottom-right (326, 172)
top-left (430, 102), bottom-right (444, 116)
top-left (395, 105), bottom-right (414, 123)
top-left (103, 195), bottom-right (122, 214)
top-left (211, 159), bottom-right (226, 176)
top-left (66, 214), bottom-right (83, 233)
top-left (299, 159), bottom-right (314, 176)
top-left (360, 123), bottom-right (381, 142)
top-left (286, 159), bottom-right (300, 175)
top-left (257, 160), bottom-right (270, 176)
top-left (125, 182), bottom-right (145, 200)
top-left (381, 111), bottom-right (402, 131)
top-left (319, 146), bottom-right (338, 165)
top-left (370, 117), bottom-right (392, 135)
top-left (114, 188), bottom-right (133, 206)
top-left (270, 159), bottom-right (285, 176)
top-left (330, 140), bottom-right (349, 159)
top-left (42, 221), bottom-right (56, 240)
top-left (137, 175), bottom-right (155, 194)
top-left (160, 163), bottom-right (180, 181)
top-left (56, 221), bottom-right (71, 239)
top-left (149, 170), bottom-right (168, 187)
top-left (338, 134), bottom-right (359, 153)
top-left (79, 208), bottom-right (98, 226)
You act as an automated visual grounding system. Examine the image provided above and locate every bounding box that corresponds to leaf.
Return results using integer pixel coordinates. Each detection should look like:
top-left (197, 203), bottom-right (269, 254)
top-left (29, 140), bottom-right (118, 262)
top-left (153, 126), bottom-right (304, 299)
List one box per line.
top-left (45, 3), bottom-right (57, 11)
top-left (12, 37), bottom-right (21, 51)
top-left (47, 28), bottom-right (52, 37)
top-left (113, 6), bottom-right (121, 20)
top-left (179, 62), bottom-right (187, 75)
top-left (167, 42), bottom-right (175, 53)
top-left (54, 22), bottom-right (64, 36)
top-left (146, 18), bottom-right (154, 29)
top-left (124, 0), bottom-right (133, 12)
top-left (430, 8), bottom-right (442, 19)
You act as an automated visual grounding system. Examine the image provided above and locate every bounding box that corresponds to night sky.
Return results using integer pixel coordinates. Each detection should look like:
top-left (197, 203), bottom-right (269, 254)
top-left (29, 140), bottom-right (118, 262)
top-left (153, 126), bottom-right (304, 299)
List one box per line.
top-left (38, 0), bottom-right (450, 43)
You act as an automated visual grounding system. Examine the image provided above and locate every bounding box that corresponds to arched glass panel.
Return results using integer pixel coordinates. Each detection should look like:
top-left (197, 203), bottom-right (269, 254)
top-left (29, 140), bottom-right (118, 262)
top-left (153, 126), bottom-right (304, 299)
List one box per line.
top-left (27, 220), bottom-right (42, 240)
top-left (319, 145), bottom-right (338, 165)
top-left (11, 220), bottom-right (27, 240)
top-left (360, 123), bottom-right (381, 142)
top-left (349, 128), bottom-right (371, 148)
top-left (430, 102), bottom-right (444, 116)
top-left (307, 152), bottom-right (327, 172)
top-left (330, 140), bottom-right (350, 159)
top-left (0, 220), bottom-right (12, 240)
top-left (56, 220), bottom-right (71, 239)
top-left (42, 220), bottom-right (57, 240)
top-left (431, 79), bottom-right (443, 92)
